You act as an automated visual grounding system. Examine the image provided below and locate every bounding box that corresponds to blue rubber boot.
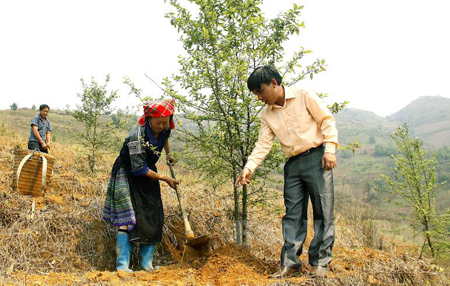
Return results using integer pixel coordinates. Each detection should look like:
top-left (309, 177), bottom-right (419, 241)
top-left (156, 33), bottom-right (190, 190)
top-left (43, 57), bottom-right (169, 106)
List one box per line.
top-left (116, 232), bottom-right (133, 272)
top-left (140, 244), bottom-right (156, 271)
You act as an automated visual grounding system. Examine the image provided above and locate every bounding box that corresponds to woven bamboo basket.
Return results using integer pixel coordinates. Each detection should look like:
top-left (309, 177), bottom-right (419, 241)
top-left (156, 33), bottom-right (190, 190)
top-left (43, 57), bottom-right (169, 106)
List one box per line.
top-left (13, 149), bottom-right (55, 197)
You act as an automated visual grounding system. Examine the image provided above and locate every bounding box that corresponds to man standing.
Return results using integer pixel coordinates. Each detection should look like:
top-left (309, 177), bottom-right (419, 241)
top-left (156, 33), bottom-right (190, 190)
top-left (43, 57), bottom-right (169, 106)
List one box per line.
top-left (235, 66), bottom-right (338, 278)
top-left (28, 104), bottom-right (52, 153)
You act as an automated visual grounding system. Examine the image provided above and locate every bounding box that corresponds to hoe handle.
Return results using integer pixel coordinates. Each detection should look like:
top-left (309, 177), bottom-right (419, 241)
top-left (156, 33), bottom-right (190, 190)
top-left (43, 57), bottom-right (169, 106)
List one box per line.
top-left (168, 163), bottom-right (195, 241)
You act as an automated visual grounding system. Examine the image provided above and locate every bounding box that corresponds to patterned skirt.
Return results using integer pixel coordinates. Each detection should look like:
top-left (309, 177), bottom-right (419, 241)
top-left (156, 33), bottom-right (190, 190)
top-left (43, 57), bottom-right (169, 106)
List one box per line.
top-left (103, 167), bottom-right (136, 231)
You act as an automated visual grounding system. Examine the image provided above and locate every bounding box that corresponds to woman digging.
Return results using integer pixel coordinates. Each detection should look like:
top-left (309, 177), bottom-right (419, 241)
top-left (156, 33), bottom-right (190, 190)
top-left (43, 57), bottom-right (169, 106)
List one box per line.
top-left (103, 99), bottom-right (179, 272)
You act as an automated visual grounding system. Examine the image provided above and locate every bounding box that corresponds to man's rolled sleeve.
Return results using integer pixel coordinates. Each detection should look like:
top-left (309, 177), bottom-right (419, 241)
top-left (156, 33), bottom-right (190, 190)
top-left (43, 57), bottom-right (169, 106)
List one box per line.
top-left (30, 116), bottom-right (38, 127)
top-left (304, 91), bottom-right (339, 150)
top-left (244, 113), bottom-right (275, 173)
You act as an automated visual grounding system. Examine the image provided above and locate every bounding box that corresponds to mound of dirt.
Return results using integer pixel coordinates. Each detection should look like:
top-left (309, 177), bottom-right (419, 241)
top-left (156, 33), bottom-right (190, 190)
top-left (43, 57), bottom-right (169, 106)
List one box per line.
top-left (9, 242), bottom-right (446, 286)
top-left (6, 244), bottom-right (279, 285)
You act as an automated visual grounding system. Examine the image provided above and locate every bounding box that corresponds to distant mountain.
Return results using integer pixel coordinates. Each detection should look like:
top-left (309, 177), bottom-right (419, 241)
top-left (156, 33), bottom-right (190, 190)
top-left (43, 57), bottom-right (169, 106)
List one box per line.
top-left (335, 108), bottom-right (387, 127)
top-left (1, 96), bottom-right (449, 148)
top-left (387, 96), bottom-right (450, 148)
top-left (334, 96), bottom-right (450, 148)
top-left (334, 108), bottom-right (396, 146)
top-left (333, 100), bottom-right (450, 215)
top-left (387, 96), bottom-right (450, 127)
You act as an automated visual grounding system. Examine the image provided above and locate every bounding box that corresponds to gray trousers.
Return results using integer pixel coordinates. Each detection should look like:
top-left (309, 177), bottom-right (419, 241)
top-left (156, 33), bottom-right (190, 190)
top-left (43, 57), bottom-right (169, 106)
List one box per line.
top-left (281, 146), bottom-right (335, 268)
top-left (28, 141), bottom-right (48, 153)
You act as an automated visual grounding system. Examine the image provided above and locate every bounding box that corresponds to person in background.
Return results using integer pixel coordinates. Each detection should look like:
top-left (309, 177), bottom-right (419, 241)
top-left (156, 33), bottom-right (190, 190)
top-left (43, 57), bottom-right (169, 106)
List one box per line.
top-left (28, 104), bottom-right (52, 153)
top-left (103, 99), bottom-right (179, 272)
top-left (235, 66), bottom-right (338, 278)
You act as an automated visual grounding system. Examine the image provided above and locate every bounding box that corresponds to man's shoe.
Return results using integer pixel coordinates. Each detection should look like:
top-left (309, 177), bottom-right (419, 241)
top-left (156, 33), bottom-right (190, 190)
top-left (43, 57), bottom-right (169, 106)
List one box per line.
top-left (311, 265), bottom-right (328, 277)
top-left (269, 266), bottom-right (301, 279)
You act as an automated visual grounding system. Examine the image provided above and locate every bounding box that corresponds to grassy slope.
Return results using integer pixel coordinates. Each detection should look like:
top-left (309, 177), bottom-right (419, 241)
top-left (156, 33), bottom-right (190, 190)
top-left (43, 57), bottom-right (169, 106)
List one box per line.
top-left (0, 124), bottom-right (448, 285)
top-left (3, 107), bottom-right (448, 212)
top-left (3, 107), bottom-right (448, 215)
top-left (387, 96), bottom-right (450, 148)
top-left (1, 108), bottom-right (87, 145)
top-left (335, 107), bottom-right (450, 214)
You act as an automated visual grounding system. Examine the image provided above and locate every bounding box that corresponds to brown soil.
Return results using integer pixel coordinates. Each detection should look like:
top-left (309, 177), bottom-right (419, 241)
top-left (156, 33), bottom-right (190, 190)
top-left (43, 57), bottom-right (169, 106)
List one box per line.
top-left (7, 243), bottom-right (437, 286)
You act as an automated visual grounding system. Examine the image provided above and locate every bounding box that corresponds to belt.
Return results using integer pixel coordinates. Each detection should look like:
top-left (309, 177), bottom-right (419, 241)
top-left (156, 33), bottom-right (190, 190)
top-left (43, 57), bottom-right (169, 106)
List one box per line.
top-left (291, 145), bottom-right (323, 158)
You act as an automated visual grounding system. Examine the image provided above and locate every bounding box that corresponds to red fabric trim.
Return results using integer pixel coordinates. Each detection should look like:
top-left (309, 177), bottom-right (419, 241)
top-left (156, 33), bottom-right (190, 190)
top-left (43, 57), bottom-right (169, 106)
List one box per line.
top-left (137, 99), bottom-right (176, 129)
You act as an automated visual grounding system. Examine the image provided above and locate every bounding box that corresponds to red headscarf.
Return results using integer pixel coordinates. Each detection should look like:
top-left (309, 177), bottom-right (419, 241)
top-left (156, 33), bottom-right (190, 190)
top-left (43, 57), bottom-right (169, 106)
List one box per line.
top-left (138, 99), bottom-right (175, 129)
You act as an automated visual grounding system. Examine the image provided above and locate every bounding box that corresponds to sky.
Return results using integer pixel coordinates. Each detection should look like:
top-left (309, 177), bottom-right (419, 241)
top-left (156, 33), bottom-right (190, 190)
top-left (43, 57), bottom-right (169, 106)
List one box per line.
top-left (0, 0), bottom-right (449, 117)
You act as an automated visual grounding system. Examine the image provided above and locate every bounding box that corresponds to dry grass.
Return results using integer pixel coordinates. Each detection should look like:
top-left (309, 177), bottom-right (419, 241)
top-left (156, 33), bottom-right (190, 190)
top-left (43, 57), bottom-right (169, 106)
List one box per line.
top-left (0, 125), bottom-right (448, 285)
top-left (0, 130), bottom-right (116, 274)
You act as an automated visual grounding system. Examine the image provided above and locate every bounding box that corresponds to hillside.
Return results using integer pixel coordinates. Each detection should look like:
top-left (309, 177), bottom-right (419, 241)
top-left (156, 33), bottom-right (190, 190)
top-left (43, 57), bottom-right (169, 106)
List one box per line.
top-left (0, 116), bottom-right (448, 284)
top-left (1, 105), bottom-right (449, 213)
top-left (387, 96), bottom-right (450, 128)
top-left (0, 108), bottom-right (85, 144)
top-left (334, 105), bottom-right (450, 215)
top-left (334, 108), bottom-right (396, 145)
top-left (3, 96), bottom-right (449, 149)
top-left (0, 108), bottom-right (129, 147)
top-left (387, 96), bottom-right (450, 148)
top-left (335, 96), bottom-right (450, 149)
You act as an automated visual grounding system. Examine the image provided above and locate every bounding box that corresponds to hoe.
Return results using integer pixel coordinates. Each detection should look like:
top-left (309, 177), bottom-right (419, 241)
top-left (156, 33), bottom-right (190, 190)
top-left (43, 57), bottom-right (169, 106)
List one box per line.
top-left (168, 163), bottom-right (210, 248)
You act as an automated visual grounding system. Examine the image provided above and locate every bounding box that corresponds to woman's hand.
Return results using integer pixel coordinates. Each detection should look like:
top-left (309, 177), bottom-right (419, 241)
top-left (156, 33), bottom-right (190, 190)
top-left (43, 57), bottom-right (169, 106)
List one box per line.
top-left (166, 154), bottom-right (177, 165)
top-left (164, 177), bottom-right (180, 189)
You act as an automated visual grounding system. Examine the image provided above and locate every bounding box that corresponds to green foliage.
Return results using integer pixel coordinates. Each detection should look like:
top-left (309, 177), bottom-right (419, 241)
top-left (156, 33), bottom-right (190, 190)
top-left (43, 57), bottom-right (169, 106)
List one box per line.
top-left (339, 141), bottom-right (360, 154)
top-left (71, 75), bottom-right (120, 173)
top-left (31, 104), bottom-right (36, 111)
top-left (317, 94), bottom-right (358, 152)
top-left (381, 124), bottom-right (450, 259)
top-left (339, 148), bottom-right (353, 159)
top-left (374, 143), bottom-right (397, 157)
top-left (165, 0), bottom-right (312, 184)
top-left (436, 146), bottom-right (450, 184)
top-left (111, 108), bottom-right (138, 133)
top-left (163, 0), bottom-right (352, 245)
top-left (10, 103), bottom-right (18, 111)
top-left (436, 145), bottom-right (450, 161)
top-left (317, 92), bottom-right (349, 114)
top-left (123, 77), bottom-right (158, 104)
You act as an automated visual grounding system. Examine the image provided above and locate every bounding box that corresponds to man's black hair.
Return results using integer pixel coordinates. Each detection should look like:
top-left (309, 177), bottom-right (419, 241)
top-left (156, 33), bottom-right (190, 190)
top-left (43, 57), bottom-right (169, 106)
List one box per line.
top-left (247, 65), bottom-right (283, 92)
top-left (39, 104), bottom-right (50, 111)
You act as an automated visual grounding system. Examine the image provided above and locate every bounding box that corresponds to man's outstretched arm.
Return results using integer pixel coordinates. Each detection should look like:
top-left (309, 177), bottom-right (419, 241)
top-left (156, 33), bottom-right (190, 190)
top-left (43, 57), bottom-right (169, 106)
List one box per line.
top-left (235, 114), bottom-right (275, 187)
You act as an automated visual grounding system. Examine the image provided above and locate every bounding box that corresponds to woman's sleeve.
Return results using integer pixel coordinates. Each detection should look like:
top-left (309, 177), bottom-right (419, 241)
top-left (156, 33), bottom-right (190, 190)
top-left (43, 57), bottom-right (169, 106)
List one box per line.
top-left (127, 135), bottom-right (149, 176)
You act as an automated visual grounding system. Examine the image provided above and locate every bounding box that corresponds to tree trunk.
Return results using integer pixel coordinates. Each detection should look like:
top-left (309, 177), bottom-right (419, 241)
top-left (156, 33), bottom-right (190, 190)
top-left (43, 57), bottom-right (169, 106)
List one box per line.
top-left (426, 233), bottom-right (435, 258)
top-left (242, 185), bottom-right (248, 246)
top-left (423, 219), bottom-right (435, 258)
top-left (90, 121), bottom-right (97, 173)
top-left (233, 185), bottom-right (241, 245)
top-left (419, 237), bottom-right (426, 260)
top-left (90, 146), bottom-right (95, 173)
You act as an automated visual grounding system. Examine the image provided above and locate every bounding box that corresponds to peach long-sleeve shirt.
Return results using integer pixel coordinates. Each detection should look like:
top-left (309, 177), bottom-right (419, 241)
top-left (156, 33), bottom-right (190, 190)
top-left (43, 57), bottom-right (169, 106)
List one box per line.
top-left (244, 86), bottom-right (338, 173)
